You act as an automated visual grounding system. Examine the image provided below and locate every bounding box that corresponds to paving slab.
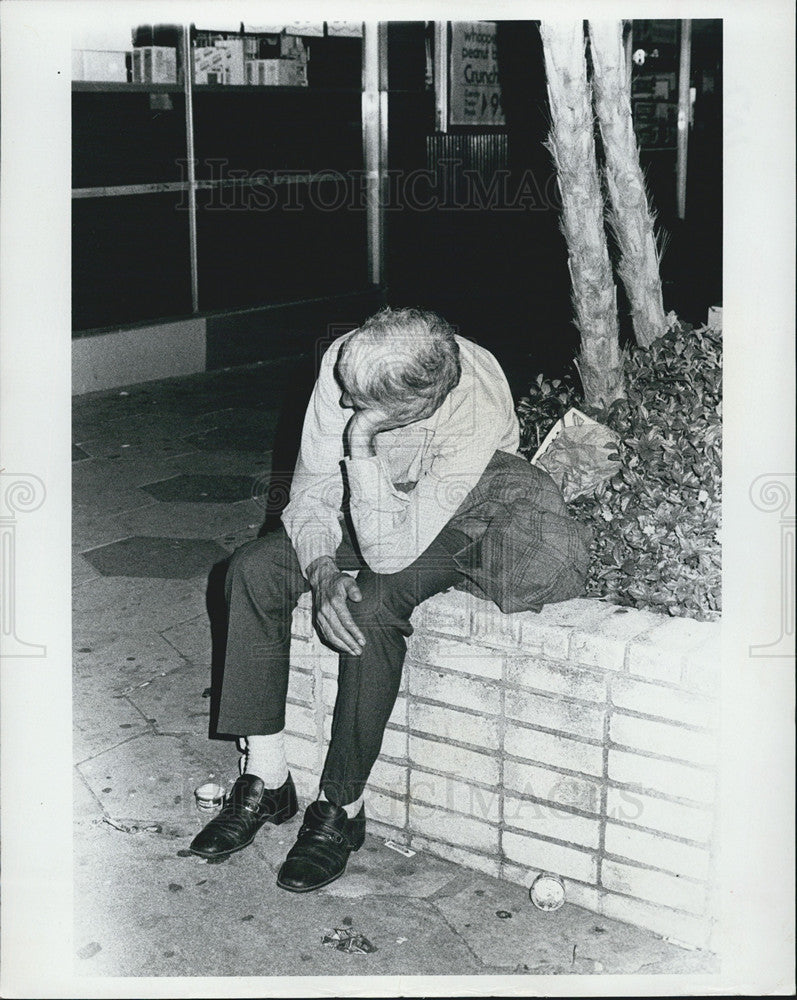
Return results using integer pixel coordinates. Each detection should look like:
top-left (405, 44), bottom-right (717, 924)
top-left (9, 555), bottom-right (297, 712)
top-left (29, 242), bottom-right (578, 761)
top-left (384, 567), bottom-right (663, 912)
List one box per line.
top-left (73, 392), bottom-right (162, 437)
top-left (74, 769), bottom-right (106, 823)
top-left (157, 390), bottom-right (265, 417)
top-left (72, 452), bottom-right (187, 492)
top-left (141, 474), bottom-right (260, 504)
top-left (73, 552), bottom-right (102, 587)
top-left (77, 733), bottom-right (232, 833)
top-left (73, 484), bottom-right (157, 517)
top-left (72, 510), bottom-right (138, 554)
top-left (431, 874), bottom-right (717, 974)
top-left (73, 630), bottom-right (188, 696)
top-left (75, 432), bottom-right (200, 461)
top-left (171, 449), bottom-right (272, 478)
top-left (159, 614), bottom-right (213, 664)
top-left (76, 409), bottom-right (203, 447)
top-left (128, 666), bottom-right (212, 736)
top-left (73, 576), bottom-right (207, 633)
top-left (110, 498), bottom-right (264, 541)
top-left (152, 393), bottom-right (255, 421)
top-left (184, 408), bottom-right (281, 453)
top-left (83, 536), bottom-right (231, 580)
top-left (73, 679), bottom-right (151, 763)
top-left (319, 835), bottom-right (468, 901)
top-left (195, 389), bottom-right (287, 413)
top-left (192, 365), bottom-right (296, 397)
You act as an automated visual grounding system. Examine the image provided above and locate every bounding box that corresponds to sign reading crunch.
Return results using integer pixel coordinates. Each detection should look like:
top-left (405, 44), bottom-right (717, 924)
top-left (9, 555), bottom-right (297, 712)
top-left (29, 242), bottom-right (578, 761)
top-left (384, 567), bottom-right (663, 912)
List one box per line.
top-left (449, 21), bottom-right (505, 127)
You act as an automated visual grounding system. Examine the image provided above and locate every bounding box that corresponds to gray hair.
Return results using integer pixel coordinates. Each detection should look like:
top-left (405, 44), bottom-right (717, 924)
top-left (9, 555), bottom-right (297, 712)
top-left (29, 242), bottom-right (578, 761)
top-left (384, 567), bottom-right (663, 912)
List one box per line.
top-left (335, 307), bottom-right (461, 417)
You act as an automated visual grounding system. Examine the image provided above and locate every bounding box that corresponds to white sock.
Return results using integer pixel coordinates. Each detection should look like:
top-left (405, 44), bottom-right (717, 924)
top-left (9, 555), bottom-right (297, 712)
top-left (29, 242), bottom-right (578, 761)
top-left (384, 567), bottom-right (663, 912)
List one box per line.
top-left (321, 788), bottom-right (365, 819)
top-left (242, 732), bottom-right (289, 789)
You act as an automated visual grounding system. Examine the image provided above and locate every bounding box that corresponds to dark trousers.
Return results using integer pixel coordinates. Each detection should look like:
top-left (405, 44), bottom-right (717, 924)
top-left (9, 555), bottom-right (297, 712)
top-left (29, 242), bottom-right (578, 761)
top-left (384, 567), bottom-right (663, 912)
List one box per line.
top-left (216, 522), bottom-right (471, 806)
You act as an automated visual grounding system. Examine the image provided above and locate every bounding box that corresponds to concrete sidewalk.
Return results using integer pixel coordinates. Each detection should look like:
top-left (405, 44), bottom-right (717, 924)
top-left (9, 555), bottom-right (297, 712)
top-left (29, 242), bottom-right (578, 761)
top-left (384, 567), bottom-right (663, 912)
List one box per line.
top-left (72, 359), bottom-right (718, 978)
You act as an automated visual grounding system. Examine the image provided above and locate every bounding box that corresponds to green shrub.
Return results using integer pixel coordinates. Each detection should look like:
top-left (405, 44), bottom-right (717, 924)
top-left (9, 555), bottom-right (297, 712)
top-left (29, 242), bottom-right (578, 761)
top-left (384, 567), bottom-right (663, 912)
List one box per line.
top-left (517, 321), bottom-right (722, 621)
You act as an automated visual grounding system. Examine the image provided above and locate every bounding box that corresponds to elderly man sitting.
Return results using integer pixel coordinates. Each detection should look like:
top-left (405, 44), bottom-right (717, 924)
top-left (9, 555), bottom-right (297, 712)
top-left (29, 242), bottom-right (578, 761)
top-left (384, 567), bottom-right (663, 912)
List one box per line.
top-left (189, 307), bottom-right (590, 892)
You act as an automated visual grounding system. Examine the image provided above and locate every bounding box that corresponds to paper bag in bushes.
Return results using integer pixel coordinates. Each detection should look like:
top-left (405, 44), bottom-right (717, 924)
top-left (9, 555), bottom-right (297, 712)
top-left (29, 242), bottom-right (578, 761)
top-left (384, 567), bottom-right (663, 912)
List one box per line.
top-left (531, 407), bottom-right (620, 502)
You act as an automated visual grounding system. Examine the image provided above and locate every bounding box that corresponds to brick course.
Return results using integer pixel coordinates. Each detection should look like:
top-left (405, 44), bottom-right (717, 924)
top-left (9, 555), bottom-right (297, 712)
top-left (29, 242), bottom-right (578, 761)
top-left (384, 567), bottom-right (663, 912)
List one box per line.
top-left (503, 759), bottom-right (602, 813)
top-left (408, 664), bottom-right (502, 716)
top-left (608, 748), bottom-right (716, 803)
top-left (605, 786), bottom-right (713, 842)
top-left (505, 723), bottom-right (604, 778)
top-left (506, 688), bottom-right (605, 741)
top-left (409, 700), bottom-right (501, 749)
top-left (410, 770), bottom-right (501, 823)
top-left (504, 795), bottom-right (601, 849)
top-left (503, 830), bottom-right (598, 883)
top-left (601, 858), bottom-right (707, 915)
top-left (409, 734), bottom-right (499, 786)
top-left (604, 821), bottom-right (711, 880)
top-left (504, 655), bottom-right (606, 703)
top-left (610, 674), bottom-right (718, 729)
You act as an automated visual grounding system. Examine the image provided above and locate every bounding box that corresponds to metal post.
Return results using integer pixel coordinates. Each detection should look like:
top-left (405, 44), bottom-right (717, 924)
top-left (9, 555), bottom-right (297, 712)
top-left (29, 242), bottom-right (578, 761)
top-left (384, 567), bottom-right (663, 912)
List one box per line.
top-left (182, 25), bottom-right (199, 313)
top-left (434, 21), bottom-right (449, 133)
top-left (362, 23), bottom-right (387, 287)
top-left (676, 19), bottom-right (692, 220)
top-left (624, 20), bottom-right (633, 85)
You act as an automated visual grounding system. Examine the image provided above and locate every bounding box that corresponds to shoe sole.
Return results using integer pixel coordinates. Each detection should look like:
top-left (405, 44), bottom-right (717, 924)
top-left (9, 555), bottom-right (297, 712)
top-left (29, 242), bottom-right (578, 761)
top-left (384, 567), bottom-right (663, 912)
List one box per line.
top-left (275, 834), bottom-right (364, 893)
top-left (276, 867), bottom-right (347, 893)
top-left (188, 802), bottom-right (298, 860)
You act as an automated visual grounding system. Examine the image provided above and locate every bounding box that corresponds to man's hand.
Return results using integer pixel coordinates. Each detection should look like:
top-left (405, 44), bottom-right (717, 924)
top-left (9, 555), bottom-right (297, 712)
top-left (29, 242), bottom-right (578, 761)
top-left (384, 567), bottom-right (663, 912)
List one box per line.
top-left (346, 406), bottom-right (423, 457)
top-left (306, 556), bottom-right (366, 656)
top-left (346, 409), bottom-right (391, 458)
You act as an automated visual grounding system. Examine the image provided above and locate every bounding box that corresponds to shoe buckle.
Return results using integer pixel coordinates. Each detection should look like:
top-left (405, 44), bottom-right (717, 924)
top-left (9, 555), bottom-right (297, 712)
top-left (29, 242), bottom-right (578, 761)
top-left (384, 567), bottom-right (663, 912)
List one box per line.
top-left (299, 823), bottom-right (344, 846)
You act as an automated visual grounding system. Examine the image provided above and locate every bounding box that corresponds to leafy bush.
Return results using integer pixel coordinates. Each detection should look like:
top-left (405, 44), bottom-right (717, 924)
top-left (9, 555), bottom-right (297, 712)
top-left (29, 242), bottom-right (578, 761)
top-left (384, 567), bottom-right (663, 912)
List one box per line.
top-left (516, 372), bottom-right (579, 455)
top-left (517, 321), bottom-right (722, 621)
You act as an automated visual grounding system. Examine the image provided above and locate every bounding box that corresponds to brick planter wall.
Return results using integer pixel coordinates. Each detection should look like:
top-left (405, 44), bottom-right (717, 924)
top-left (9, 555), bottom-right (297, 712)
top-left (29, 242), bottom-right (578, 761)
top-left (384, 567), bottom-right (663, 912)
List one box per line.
top-left (286, 589), bottom-right (721, 950)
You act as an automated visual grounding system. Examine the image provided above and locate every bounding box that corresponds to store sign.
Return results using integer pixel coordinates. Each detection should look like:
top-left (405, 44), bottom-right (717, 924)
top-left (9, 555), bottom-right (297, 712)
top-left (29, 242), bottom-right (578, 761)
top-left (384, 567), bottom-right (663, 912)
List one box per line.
top-left (449, 21), bottom-right (505, 126)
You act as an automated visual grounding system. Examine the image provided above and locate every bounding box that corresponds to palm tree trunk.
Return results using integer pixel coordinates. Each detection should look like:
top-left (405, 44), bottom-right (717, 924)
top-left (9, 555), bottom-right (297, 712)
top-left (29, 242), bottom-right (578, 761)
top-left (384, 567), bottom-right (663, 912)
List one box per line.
top-left (588, 20), bottom-right (668, 348)
top-left (540, 21), bottom-right (625, 407)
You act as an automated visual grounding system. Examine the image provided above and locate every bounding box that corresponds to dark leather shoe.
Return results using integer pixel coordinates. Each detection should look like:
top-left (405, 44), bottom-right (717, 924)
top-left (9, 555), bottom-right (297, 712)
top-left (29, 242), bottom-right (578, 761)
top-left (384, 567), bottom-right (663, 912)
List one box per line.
top-left (189, 773), bottom-right (297, 859)
top-left (276, 799), bottom-right (365, 892)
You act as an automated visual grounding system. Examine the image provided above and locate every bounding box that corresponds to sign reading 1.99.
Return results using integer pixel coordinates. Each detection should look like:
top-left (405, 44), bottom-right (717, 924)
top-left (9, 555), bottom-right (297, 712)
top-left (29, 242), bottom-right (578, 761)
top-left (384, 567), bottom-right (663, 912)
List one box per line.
top-left (449, 21), bottom-right (505, 127)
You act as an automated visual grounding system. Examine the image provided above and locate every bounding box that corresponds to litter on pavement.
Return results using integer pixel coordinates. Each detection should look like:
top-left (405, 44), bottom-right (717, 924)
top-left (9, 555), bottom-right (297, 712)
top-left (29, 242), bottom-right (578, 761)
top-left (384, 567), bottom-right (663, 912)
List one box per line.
top-left (384, 839), bottom-right (416, 857)
top-left (322, 926), bottom-right (377, 954)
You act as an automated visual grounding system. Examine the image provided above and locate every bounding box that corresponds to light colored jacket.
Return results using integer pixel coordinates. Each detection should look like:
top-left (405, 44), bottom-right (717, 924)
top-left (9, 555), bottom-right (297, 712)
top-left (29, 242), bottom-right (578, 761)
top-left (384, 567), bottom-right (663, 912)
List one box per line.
top-left (281, 332), bottom-right (520, 575)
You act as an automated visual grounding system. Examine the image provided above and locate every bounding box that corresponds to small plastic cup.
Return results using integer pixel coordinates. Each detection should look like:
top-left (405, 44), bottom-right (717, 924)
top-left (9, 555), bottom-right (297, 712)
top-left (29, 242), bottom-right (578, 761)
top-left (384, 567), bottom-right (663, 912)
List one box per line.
top-left (194, 781), bottom-right (226, 813)
top-left (529, 872), bottom-right (566, 911)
